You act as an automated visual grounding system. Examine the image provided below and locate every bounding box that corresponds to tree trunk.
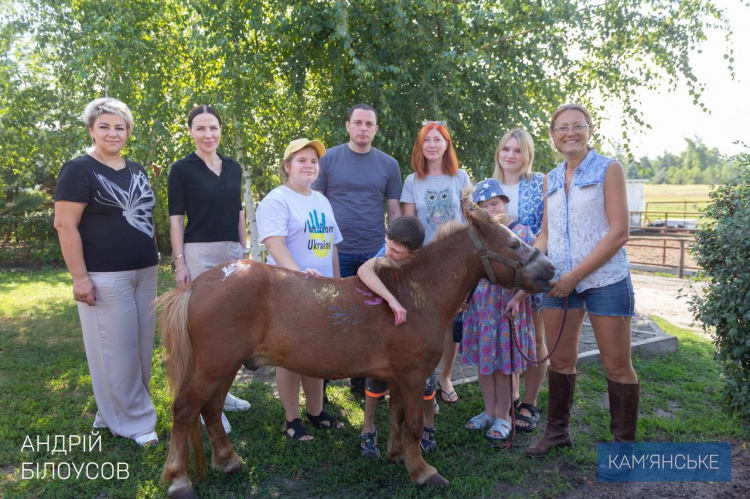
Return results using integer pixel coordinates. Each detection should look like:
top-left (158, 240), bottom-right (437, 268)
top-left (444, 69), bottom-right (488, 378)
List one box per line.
top-left (235, 135), bottom-right (261, 262)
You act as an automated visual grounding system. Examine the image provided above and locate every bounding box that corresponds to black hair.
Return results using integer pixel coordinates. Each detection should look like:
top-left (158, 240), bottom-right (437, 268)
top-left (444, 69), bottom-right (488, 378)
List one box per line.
top-left (385, 216), bottom-right (425, 251)
top-left (188, 105), bottom-right (222, 127)
top-left (348, 103), bottom-right (378, 122)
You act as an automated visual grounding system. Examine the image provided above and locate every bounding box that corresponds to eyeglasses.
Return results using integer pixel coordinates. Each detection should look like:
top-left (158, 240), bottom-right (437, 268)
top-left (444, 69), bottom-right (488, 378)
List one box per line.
top-left (422, 120), bottom-right (446, 126)
top-left (552, 124), bottom-right (591, 134)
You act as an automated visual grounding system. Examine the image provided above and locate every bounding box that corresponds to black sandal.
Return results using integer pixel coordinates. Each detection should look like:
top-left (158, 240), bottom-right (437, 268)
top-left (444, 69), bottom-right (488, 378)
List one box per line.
top-left (285, 418), bottom-right (312, 441)
top-left (306, 410), bottom-right (343, 430)
top-left (420, 426), bottom-right (437, 452)
top-left (514, 403), bottom-right (542, 433)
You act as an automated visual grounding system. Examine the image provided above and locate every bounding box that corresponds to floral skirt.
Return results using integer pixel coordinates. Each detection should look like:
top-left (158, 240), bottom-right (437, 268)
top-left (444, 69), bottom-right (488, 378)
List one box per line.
top-left (459, 279), bottom-right (536, 375)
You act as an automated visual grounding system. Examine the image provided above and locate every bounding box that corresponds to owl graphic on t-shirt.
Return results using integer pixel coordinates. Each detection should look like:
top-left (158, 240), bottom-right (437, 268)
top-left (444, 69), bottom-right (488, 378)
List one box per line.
top-left (424, 188), bottom-right (454, 230)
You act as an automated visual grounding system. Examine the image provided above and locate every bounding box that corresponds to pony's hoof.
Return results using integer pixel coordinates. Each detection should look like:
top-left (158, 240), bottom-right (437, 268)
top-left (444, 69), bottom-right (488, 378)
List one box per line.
top-left (212, 455), bottom-right (245, 474)
top-left (423, 473), bottom-right (449, 486)
top-left (168, 486), bottom-right (198, 499)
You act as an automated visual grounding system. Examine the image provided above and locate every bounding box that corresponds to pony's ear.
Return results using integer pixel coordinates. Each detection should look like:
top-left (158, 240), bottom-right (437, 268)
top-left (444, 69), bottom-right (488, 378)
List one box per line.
top-left (465, 207), bottom-right (484, 233)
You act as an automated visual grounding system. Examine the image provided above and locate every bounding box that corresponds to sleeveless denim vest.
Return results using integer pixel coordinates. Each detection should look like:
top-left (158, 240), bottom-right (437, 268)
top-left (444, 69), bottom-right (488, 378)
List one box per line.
top-left (518, 172), bottom-right (544, 236)
top-left (545, 150), bottom-right (630, 292)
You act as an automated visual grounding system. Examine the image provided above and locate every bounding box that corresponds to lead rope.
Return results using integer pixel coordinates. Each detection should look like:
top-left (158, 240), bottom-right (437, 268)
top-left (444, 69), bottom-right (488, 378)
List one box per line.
top-left (499, 297), bottom-right (568, 450)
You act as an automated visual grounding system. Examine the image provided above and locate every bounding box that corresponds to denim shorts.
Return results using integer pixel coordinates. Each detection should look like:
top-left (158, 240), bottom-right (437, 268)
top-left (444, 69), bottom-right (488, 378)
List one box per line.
top-left (542, 276), bottom-right (635, 317)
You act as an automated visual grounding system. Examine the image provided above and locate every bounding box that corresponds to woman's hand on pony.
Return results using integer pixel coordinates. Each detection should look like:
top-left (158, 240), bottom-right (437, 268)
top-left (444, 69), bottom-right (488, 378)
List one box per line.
top-left (303, 268), bottom-right (322, 276)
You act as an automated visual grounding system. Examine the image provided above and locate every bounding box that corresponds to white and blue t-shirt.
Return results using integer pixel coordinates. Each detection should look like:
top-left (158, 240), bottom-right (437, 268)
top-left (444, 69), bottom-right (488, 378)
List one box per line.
top-left (257, 185), bottom-right (343, 277)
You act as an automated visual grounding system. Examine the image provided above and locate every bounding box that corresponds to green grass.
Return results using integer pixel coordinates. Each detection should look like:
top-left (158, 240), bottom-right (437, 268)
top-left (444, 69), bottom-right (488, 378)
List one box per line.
top-left (1, 267), bottom-right (747, 498)
top-left (643, 184), bottom-right (711, 217)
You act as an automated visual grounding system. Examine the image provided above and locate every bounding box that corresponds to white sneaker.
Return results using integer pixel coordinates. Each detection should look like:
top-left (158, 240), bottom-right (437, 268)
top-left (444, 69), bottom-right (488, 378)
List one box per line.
top-left (134, 431), bottom-right (159, 447)
top-left (200, 412), bottom-right (232, 434)
top-left (92, 413), bottom-right (107, 430)
top-left (223, 392), bottom-right (251, 412)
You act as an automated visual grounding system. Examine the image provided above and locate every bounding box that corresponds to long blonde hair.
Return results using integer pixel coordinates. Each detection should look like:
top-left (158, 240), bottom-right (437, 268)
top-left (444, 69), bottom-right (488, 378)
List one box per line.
top-left (493, 128), bottom-right (535, 182)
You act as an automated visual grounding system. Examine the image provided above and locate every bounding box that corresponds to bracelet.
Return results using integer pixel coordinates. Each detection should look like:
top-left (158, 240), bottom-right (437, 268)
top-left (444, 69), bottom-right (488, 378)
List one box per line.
top-left (73, 276), bottom-right (90, 286)
top-left (171, 254), bottom-right (184, 263)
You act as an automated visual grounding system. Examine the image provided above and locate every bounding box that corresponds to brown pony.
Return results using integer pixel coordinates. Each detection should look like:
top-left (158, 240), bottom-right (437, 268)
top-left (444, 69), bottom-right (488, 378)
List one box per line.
top-left (159, 209), bottom-right (555, 497)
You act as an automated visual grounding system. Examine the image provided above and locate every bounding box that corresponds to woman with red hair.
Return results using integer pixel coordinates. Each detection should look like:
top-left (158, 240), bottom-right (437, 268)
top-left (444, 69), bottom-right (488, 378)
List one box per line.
top-left (401, 121), bottom-right (471, 405)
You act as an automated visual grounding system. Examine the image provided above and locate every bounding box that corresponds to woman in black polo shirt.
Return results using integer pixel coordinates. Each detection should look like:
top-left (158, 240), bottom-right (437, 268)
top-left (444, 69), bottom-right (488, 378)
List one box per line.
top-left (54, 97), bottom-right (159, 447)
top-left (167, 105), bottom-right (249, 433)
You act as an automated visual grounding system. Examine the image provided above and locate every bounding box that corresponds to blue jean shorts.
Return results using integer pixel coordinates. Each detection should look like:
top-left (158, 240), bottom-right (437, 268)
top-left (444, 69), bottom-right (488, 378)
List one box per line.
top-left (542, 276), bottom-right (635, 317)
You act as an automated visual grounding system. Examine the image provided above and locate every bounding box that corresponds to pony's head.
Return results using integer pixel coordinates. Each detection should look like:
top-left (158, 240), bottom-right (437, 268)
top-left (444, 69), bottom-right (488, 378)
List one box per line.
top-left (464, 208), bottom-right (555, 292)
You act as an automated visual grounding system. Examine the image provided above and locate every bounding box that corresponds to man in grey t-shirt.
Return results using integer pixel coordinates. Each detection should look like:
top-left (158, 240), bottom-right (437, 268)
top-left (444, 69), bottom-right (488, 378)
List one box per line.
top-left (312, 104), bottom-right (402, 277)
top-left (312, 103), bottom-right (402, 394)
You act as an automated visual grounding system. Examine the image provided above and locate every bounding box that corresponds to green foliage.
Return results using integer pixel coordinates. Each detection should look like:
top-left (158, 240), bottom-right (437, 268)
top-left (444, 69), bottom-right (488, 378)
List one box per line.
top-left (0, 0), bottom-right (735, 258)
top-left (613, 138), bottom-right (740, 184)
top-left (689, 153), bottom-right (750, 425)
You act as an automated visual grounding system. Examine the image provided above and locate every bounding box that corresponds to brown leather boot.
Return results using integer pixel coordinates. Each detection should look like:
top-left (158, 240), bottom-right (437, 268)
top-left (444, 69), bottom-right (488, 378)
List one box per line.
top-left (527, 371), bottom-right (576, 457)
top-left (607, 379), bottom-right (640, 442)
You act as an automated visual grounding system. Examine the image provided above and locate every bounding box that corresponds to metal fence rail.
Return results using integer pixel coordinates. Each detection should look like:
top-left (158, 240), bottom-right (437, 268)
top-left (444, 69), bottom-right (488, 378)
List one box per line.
top-left (626, 236), bottom-right (699, 278)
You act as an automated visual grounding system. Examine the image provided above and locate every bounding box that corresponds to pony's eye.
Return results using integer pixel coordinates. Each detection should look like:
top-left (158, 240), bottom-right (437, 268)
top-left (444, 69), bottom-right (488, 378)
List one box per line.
top-left (511, 240), bottom-right (521, 249)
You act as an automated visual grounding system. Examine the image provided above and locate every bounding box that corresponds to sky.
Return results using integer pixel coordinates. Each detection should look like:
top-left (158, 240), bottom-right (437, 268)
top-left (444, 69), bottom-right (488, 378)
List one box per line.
top-left (596, 0), bottom-right (750, 159)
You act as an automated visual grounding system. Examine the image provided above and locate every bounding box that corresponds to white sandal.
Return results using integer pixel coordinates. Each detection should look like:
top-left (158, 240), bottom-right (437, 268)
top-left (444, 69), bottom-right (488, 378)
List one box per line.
top-left (466, 411), bottom-right (494, 430)
top-left (134, 431), bottom-right (158, 447)
top-left (486, 418), bottom-right (511, 441)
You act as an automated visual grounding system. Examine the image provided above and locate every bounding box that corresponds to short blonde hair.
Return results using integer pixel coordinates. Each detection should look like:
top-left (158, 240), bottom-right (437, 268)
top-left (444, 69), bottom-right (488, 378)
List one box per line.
top-left (82, 98), bottom-right (134, 131)
top-left (493, 128), bottom-right (535, 182)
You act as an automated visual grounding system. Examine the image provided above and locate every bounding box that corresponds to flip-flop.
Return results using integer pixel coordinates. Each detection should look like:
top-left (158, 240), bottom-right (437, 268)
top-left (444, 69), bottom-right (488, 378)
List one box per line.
top-left (440, 389), bottom-right (458, 403)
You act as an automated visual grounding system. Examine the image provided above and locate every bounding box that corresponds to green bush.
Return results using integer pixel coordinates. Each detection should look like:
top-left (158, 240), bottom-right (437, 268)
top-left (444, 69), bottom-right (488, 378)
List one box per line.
top-left (689, 153), bottom-right (750, 426)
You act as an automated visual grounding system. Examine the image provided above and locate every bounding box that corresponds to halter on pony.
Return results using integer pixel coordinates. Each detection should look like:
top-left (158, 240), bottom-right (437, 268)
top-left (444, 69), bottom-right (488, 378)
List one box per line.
top-left (468, 226), bottom-right (543, 288)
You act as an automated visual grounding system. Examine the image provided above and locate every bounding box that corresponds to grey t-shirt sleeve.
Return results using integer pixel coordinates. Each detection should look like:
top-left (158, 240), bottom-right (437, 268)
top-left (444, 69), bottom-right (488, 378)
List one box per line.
top-left (400, 173), bottom-right (416, 203)
top-left (385, 159), bottom-right (402, 200)
top-left (311, 158), bottom-right (328, 193)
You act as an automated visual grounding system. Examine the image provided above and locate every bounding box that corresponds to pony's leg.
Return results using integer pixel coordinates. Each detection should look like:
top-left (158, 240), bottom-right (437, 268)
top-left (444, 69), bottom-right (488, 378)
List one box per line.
top-left (386, 382), bottom-right (406, 462)
top-left (402, 378), bottom-right (448, 486)
top-left (162, 389), bottom-right (203, 497)
top-left (202, 376), bottom-right (244, 474)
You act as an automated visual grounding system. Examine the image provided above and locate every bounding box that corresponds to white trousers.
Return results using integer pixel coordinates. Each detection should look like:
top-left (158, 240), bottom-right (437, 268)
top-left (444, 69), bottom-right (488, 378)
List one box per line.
top-left (78, 265), bottom-right (158, 440)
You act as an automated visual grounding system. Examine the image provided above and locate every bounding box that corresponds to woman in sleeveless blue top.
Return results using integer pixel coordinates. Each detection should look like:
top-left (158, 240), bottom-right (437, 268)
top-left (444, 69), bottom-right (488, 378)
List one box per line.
top-left (528, 104), bottom-right (640, 457)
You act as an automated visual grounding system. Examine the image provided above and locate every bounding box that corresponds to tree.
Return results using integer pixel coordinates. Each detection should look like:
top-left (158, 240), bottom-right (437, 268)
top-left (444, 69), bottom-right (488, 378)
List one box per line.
top-left (1, 0), bottom-right (736, 255)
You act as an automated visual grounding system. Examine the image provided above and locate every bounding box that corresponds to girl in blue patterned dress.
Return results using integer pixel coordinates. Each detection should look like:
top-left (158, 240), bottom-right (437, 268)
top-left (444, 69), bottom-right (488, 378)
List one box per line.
top-left (459, 179), bottom-right (537, 441)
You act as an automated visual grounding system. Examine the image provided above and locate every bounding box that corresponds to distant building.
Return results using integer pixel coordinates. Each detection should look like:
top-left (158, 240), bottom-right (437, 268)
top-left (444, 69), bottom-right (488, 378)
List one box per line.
top-left (626, 179), bottom-right (647, 227)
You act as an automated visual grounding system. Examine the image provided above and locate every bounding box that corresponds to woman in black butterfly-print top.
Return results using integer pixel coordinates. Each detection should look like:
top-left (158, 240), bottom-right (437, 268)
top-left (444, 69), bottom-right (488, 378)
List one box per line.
top-left (54, 98), bottom-right (160, 447)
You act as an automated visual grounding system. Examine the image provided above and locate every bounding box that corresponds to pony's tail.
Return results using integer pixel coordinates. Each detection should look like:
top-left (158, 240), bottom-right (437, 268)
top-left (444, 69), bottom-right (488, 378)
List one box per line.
top-left (189, 415), bottom-right (206, 479)
top-left (157, 284), bottom-right (206, 479)
top-left (158, 285), bottom-right (195, 395)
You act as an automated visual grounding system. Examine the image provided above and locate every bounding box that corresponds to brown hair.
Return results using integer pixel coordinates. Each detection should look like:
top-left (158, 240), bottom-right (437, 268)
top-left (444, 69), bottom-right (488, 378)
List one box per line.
top-left (410, 123), bottom-right (459, 179)
top-left (188, 105), bottom-right (222, 128)
top-left (549, 103), bottom-right (595, 152)
top-left (385, 216), bottom-right (425, 251)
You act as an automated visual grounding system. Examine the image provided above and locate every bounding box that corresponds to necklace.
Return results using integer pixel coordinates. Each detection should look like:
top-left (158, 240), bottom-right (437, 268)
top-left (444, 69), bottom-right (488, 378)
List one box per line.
top-left (91, 149), bottom-right (125, 170)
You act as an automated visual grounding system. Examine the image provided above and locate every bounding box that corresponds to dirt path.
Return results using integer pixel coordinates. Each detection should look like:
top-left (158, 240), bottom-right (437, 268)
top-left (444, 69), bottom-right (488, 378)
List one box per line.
top-left (631, 272), bottom-right (705, 332)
